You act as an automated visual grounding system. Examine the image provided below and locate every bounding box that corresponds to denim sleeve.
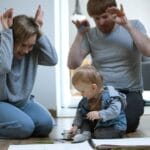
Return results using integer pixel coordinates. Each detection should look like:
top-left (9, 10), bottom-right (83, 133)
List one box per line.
top-left (72, 107), bottom-right (83, 127)
top-left (99, 97), bottom-right (122, 122)
top-left (72, 98), bottom-right (89, 127)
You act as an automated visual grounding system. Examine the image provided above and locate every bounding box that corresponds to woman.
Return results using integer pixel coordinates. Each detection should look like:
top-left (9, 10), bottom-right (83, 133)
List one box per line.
top-left (0, 6), bottom-right (58, 139)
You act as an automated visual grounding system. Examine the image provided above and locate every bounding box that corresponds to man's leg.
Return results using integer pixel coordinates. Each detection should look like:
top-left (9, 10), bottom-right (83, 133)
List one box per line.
top-left (125, 92), bottom-right (144, 133)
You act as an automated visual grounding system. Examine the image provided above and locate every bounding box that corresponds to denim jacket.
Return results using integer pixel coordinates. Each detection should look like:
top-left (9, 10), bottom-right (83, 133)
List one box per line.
top-left (73, 86), bottom-right (127, 131)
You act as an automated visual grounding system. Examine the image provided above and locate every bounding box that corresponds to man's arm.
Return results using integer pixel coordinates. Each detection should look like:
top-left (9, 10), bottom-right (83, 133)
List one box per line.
top-left (67, 20), bottom-right (90, 69)
top-left (124, 22), bottom-right (150, 56)
top-left (67, 32), bottom-right (88, 69)
top-left (107, 5), bottom-right (150, 56)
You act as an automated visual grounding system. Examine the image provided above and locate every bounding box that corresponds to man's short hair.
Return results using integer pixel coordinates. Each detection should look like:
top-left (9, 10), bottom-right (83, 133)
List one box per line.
top-left (87, 0), bottom-right (117, 16)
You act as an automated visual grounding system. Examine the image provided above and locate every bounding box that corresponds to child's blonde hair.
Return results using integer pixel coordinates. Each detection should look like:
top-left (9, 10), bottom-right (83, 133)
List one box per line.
top-left (72, 65), bottom-right (103, 88)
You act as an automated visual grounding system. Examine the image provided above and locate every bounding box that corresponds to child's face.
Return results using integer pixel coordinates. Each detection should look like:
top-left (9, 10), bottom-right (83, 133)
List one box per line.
top-left (74, 82), bottom-right (98, 99)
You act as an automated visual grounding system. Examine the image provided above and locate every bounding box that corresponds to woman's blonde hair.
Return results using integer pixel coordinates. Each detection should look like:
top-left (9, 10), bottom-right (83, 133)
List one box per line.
top-left (72, 65), bottom-right (103, 88)
top-left (12, 15), bottom-right (41, 45)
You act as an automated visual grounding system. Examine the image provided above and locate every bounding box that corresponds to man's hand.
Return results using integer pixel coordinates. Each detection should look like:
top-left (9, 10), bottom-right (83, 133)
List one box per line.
top-left (0, 8), bottom-right (13, 30)
top-left (86, 111), bottom-right (100, 121)
top-left (106, 4), bottom-right (128, 26)
top-left (72, 19), bottom-right (90, 34)
top-left (35, 5), bottom-right (44, 28)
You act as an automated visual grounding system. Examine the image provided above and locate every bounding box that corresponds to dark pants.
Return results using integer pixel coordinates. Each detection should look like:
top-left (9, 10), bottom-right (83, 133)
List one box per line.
top-left (119, 90), bottom-right (144, 133)
top-left (80, 120), bottom-right (124, 139)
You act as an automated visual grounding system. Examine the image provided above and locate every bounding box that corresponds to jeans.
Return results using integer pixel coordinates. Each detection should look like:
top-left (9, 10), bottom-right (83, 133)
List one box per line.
top-left (80, 119), bottom-right (124, 139)
top-left (118, 90), bottom-right (144, 133)
top-left (0, 98), bottom-right (54, 139)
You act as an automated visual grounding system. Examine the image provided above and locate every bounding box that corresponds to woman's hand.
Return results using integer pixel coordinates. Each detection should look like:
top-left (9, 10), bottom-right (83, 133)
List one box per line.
top-left (35, 5), bottom-right (44, 28)
top-left (0, 8), bottom-right (13, 30)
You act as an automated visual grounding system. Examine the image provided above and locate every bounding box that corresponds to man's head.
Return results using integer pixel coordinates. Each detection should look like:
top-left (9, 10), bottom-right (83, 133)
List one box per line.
top-left (87, 0), bottom-right (117, 33)
top-left (12, 15), bottom-right (41, 59)
top-left (87, 0), bottom-right (117, 16)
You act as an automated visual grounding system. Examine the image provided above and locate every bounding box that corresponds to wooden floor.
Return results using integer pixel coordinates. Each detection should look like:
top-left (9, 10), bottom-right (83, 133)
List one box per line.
top-left (0, 115), bottom-right (150, 150)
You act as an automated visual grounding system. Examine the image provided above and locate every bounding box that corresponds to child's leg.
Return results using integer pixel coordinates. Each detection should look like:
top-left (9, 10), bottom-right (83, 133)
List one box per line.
top-left (93, 126), bottom-right (125, 139)
top-left (80, 119), bottom-right (92, 132)
top-left (72, 119), bottom-right (94, 143)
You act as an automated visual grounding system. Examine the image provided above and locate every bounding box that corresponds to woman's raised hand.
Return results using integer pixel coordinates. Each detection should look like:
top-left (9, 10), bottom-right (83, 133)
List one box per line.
top-left (0, 8), bottom-right (13, 30)
top-left (35, 5), bottom-right (44, 28)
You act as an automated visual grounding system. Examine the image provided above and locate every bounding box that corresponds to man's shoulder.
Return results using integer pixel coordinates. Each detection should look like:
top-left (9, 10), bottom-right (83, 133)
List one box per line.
top-left (129, 19), bottom-right (143, 26)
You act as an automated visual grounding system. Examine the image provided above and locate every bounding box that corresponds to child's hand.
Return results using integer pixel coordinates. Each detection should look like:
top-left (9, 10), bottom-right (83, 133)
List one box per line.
top-left (69, 126), bottom-right (78, 136)
top-left (86, 111), bottom-right (100, 121)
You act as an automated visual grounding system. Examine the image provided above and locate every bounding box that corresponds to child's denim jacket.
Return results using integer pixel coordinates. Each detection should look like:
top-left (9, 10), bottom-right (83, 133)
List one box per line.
top-left (73, 86), bottom-right (127, 131)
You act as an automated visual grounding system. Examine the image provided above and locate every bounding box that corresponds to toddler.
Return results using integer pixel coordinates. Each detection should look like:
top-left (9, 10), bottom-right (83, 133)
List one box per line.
top-left (69, 65), bottom-right (127, 143)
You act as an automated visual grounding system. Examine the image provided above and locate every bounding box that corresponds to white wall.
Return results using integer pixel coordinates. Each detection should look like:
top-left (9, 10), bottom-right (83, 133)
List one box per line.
top-left (0, 0), bottom-right (57, 110)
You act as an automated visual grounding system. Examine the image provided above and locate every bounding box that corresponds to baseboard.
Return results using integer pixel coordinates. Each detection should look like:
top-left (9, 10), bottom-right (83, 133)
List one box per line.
top-left (49, 109), bottom-right (57, 118)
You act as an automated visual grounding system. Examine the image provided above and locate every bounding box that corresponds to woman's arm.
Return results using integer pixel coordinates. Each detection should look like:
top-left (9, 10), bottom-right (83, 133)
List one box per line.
top-left (36, 35), bottom-right (58, 66)
top-left (34, 5), bottom-right (58, 66)
top-left (0, 9), bottom-right (14, 74)
top-left (107, 6), bottom-right (150, 56)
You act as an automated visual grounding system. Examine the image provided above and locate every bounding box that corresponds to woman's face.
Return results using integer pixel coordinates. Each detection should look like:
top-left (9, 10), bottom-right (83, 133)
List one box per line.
top-left (14, 34), bottom-right (37, 59)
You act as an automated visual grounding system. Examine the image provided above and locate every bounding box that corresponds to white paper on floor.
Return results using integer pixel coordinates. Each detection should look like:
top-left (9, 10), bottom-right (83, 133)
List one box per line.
top-left (8, 137), bottom-right (150, 150)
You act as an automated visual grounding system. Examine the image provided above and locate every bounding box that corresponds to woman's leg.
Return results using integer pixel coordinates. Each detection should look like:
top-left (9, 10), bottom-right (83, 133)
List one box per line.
top-left (20, 98), bottom-right (54, 137)
top-left (0, 102), bottom-right (34, 139)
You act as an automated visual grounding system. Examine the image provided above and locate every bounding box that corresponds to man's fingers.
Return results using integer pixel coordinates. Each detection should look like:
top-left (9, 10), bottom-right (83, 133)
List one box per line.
top-left (120, 4), bottom-right (124, 12)
top-left (106, 6), bottom-right (125, 17)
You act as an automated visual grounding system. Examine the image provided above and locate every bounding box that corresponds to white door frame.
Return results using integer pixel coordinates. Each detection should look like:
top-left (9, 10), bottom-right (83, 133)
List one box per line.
top-left (54, 0), bottom-right (76, 117)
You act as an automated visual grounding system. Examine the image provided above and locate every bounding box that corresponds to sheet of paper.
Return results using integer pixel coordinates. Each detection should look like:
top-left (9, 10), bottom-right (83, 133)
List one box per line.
top-left (8, 142), bottom-right (92, 150)
top-left (93, 137), bottom-right (150, 146)
top-left (8, 137), bottom-right (150, 150)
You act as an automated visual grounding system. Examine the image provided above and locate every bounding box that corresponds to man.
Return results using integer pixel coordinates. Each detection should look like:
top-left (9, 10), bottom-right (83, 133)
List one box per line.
top-left (68, 0), bottom-right (150, 133)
